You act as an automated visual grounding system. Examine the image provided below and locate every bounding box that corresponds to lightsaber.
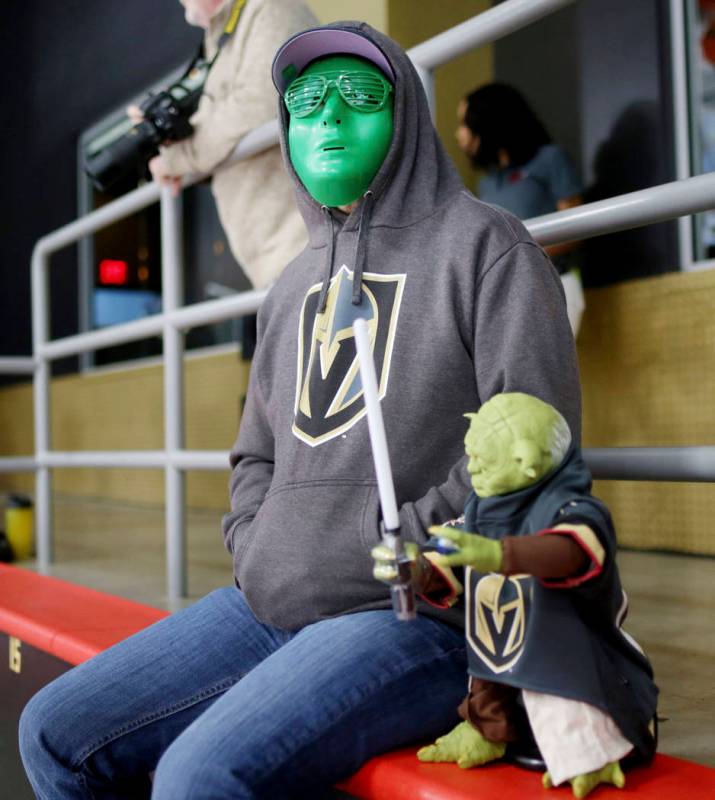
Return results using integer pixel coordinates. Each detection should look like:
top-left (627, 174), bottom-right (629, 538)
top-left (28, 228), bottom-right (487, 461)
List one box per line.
top-left (353, 317), bottom-right (416, 621)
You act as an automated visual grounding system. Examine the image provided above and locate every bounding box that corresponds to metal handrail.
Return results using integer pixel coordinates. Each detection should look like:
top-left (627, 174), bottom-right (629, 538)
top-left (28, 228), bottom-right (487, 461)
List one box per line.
top-left (24, 171), bottom-right (715, 367)
top-left (5, 0), bottom-right (712, 601)
top-left (38, 450), bottom-right (229, 470)
top-left (0, 358), bottom-right (34, 375)
top-left (585, 447), bottom-right (715, 483)
top-left (38, 289), bottom-right (268, 361)
top-left (8, 447), bottom-right (715, 484)
top-left (24, 172), bottom-right (715, 366)
top-left (409, 0), bottom-right (577, 69)
top-left (528, 172), bottom-right (715, 246)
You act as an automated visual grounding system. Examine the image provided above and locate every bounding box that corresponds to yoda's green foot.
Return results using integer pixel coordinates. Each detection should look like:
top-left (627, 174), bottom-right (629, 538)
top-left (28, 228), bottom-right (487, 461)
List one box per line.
top-left (543, 760), bottom-right (625, 798)
top-left (417, 720), bottom-right (506, 769)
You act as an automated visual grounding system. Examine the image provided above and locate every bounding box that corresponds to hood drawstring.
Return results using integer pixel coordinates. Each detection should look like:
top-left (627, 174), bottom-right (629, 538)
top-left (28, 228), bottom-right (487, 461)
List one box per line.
top-left (317, 192), bottom-right (375, 313)
top-left (352, 190), bottom-right (374, 306)
top-left (317, 206), bottom-right (335, 314)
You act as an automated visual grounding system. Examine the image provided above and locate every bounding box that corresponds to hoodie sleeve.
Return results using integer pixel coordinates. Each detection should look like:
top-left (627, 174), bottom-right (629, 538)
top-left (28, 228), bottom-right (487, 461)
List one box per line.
top-left (398, 457), bottom-right (472, 544)
top-left (473, 239), bottom-right (582, 441)
top-left (396, 237), bottom-right (581, 544)
top-left (221, 368), bottom-right (275, 555)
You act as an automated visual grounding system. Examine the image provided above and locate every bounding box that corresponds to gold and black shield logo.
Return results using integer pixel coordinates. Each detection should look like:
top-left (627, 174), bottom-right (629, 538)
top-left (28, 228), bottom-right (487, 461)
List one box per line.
top-left (293, 265), bottom-right (406, 447)
top-left (466, 569), bottom-right (531, 674)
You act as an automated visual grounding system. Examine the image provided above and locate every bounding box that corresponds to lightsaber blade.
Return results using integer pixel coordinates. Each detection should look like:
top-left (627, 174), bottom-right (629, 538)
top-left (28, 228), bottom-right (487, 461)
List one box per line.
top-left (354, 317), bottom-right (416, 621)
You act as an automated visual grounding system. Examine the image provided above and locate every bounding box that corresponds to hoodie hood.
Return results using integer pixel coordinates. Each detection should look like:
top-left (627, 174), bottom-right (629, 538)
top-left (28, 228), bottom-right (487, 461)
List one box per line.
top-left (274, 21), bottom-right (465, 245)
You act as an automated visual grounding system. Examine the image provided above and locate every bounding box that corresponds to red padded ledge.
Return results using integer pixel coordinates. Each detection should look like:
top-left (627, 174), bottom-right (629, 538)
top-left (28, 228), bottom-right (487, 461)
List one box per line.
top-left (3, 564), bottom-right (715, 799)
top-left (0, 564), bottom-right (168, 665)
top-left (338, 749), bottom-right (715, 799)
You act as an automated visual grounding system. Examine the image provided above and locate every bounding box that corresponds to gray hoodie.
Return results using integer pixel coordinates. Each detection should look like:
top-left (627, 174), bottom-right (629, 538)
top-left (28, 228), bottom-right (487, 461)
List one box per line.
top-left (221, 22), bottom-right (581, 631)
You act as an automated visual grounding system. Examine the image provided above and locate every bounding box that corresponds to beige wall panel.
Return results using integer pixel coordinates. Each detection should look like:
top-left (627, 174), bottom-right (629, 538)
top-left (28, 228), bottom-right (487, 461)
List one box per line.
top-left (388, 0), bottom-right (492, 188)
top-left (50, 467), bottom-right (166, 506)
top-left (52, 363), bottom-right (164, 450)
top-left (307, 0), bottom-right (387, 31)
top-left (49, 360), bottom-right (165, 504)
top-left (578, 270), bottom-right (715, 555)
top-left (185, 352), bottom-right (251, 510)
top-left (0, 381), bottom-right (34, 495)
top-left (185, 352), bottom-right (250, 449)
top-left (591, 480), bottom-right (715, 555)
top-left (0, 351), bottom-right (250, 510)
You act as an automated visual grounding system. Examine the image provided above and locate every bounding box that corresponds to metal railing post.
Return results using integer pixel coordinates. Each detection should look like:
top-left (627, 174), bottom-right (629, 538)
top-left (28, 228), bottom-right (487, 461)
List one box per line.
top-left (31, 246), bottom-right (53, 572)
top-left (160, 187), bottom-right (187, 604)
top-left (669, 0), bottom-right (694, 270)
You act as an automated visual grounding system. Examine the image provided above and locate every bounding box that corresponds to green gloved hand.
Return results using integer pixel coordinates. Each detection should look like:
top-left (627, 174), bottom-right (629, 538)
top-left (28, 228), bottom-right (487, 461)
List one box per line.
top-left (428, 526), bottom-right (503, 573)
top-left (417, 720), bottom-right (506, 769)
top-left (543, 760), bottom-right (625, 798)
top-left (371, 541), bottom-right (433, 593)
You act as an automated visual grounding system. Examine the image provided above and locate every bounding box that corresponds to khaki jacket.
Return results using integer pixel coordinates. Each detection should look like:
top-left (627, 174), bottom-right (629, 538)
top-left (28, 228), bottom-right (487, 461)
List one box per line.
top-left (161, 0), bottom-right (316, 288)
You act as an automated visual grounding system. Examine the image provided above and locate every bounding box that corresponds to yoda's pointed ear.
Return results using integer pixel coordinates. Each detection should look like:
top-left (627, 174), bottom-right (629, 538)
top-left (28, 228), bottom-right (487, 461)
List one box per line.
top-left (464, 412), bottom-right (479, 422)
top-left (512, 438), bottom-right (546, 485)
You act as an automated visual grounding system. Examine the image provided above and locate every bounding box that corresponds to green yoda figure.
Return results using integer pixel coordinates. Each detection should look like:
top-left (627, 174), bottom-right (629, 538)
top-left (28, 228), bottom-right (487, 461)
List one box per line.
top-left (373, 393), bottom-right (658, 798)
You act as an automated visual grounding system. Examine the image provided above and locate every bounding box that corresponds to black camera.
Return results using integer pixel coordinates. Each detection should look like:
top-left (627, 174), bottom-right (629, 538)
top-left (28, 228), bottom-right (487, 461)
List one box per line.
top-left (84, 57), bottom-right (211, 193)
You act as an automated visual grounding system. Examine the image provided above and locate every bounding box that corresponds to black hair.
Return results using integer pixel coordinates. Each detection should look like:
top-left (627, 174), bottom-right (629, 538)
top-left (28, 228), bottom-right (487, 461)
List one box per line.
top-left (462, 83), bottom-right (551, 169)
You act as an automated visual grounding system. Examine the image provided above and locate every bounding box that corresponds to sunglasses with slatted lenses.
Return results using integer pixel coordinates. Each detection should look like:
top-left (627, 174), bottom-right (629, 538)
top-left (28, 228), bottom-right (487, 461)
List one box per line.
top-left (284, 70), bottom-right (393, 118)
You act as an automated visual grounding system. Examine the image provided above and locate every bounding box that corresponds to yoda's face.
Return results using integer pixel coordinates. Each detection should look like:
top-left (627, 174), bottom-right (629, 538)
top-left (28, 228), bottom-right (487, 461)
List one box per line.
top-left (465, 393), bottom-right (569, 498)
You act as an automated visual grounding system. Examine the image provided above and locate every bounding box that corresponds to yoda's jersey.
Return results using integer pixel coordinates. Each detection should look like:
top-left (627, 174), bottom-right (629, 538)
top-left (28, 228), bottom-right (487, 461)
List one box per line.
top-left (462, 446), bottom-right (658, 762)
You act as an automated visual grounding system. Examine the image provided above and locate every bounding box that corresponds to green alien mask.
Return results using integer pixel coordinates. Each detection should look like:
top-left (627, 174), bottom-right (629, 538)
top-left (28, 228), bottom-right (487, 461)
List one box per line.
top-left (286, 55), bottom-right (394, 207)
top-left (464, 393), bottom-right (572, 498)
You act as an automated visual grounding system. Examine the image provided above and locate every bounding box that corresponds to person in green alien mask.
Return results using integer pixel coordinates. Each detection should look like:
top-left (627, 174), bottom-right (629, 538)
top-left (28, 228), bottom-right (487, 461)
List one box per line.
top-left (374, 393), bottom-right (658, 798)
top-left (285, 54), bottom-right (394, 208)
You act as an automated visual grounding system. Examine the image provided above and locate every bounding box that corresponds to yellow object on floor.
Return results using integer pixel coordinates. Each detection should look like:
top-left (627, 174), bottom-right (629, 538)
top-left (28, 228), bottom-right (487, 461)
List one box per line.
top-left (5, 497), bottom-right (34, 561)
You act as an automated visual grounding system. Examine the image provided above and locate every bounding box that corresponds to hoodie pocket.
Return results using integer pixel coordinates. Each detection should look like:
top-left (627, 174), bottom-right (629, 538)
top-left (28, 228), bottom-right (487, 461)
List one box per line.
top-left (230, 516), bottom-right (256, 562)
top-left (234, 481), bottom-right (384, 630)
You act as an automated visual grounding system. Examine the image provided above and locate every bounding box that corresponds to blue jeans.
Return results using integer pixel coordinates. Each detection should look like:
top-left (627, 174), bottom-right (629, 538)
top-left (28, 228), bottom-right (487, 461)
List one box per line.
top-left (19, 587), bottom-right (467, 799)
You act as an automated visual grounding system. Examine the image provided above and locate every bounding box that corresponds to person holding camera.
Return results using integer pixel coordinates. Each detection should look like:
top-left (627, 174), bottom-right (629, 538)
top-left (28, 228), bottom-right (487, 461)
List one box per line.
top-left (133, 0), bottom-right (316, 290)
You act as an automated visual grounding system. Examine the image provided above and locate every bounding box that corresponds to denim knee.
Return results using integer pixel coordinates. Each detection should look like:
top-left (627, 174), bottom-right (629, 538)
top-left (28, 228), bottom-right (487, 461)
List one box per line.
top-left (151, 734), bottom-right (254, 800)
top-left (19, 681), bottom-right (75, 791)
top-left (20, 686), bottom-right (50, 765)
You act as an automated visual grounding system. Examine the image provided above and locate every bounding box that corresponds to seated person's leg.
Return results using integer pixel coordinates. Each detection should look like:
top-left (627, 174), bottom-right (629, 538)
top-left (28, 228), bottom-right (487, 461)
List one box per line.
top-left (19, 587), bottom-right (287, 800)
top-left (151, 610), bottom-right (467, 800)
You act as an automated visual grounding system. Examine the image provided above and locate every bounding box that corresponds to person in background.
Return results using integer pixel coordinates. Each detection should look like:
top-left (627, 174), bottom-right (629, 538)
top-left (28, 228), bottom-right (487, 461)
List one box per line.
top-left (129, 0), bottom-right (317, 291)
top-left (456, 82), bottom-right (585, 335)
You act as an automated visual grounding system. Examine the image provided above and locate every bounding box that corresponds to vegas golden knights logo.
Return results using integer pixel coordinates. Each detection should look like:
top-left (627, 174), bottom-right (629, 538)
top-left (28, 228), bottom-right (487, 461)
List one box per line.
top-left (293, 265), bottom-right (405, 447)
top-left (466, 570), bottom-right (531, 674)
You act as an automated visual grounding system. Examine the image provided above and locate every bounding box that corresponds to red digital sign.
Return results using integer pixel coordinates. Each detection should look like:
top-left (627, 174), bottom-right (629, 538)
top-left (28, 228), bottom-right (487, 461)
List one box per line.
top-left (99, 259), bottom-right (129, 286)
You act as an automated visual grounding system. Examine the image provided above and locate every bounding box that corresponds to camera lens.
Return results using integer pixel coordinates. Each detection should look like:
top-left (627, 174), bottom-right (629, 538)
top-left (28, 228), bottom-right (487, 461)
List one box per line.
top-left (84, 122), bottom-right (159, 192)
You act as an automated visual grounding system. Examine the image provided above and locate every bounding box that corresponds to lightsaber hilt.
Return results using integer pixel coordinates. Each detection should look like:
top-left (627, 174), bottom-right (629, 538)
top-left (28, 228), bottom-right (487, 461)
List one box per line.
top-left (354, 317), bottom-right (416, 622)
top-left (382, 525), bottom-right (417, 622)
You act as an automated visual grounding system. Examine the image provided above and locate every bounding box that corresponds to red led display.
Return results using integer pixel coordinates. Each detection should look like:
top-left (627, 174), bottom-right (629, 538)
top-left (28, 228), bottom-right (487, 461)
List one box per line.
top-left (99, 259), bottom-right (129, 286)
